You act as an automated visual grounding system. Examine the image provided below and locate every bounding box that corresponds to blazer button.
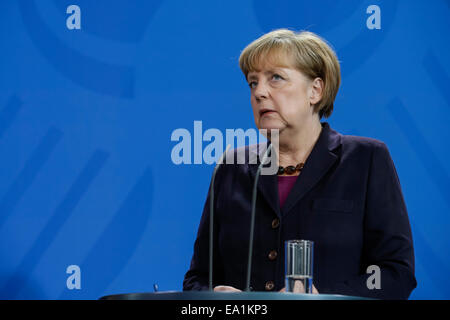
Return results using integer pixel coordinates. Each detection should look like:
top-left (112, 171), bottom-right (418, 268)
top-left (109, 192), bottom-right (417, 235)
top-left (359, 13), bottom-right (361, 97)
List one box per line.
top-left (268, 250), bottom-right (277, 260)
top-left (265, 281), bottom-right (275, 291)
top-left (271, 218), bottom-right (280, 229)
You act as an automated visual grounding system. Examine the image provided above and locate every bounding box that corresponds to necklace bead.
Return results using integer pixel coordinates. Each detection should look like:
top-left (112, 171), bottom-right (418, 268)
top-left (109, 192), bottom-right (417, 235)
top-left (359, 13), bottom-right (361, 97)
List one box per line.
top-left (277, 162), bottom-right (304, 175)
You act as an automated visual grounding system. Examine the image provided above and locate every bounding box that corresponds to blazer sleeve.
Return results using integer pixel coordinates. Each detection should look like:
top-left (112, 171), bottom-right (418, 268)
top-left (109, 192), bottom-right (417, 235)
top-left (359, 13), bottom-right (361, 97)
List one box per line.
top-left (182, 169), bottom-right (225, 291)
top-left (326, 141), bottom-right (417, 299)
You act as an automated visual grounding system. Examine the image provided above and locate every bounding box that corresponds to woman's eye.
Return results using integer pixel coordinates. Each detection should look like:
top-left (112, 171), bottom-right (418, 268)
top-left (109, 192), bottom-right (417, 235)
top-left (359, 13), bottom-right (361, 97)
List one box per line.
top-left (249, 81), bottom-right (257, 89)
top-left (272, 74), bottom-right (283, 81)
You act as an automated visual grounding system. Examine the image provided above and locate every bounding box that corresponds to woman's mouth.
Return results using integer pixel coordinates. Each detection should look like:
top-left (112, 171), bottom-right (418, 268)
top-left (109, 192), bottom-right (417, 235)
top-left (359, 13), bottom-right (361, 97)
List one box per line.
top-left (260, 109), bottom-right (276, 117)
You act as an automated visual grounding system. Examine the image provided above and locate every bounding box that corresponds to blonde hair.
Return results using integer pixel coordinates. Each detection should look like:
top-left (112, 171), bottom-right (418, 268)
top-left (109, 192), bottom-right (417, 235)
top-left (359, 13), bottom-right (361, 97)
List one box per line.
top-left (239, 29), bottom-right (341, 118)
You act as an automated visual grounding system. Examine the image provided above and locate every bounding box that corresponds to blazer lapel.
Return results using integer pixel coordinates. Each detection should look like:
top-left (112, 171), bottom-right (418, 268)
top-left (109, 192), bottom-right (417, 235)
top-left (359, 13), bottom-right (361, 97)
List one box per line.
top-left (247, 123), bottom-right (341, 219)
top-left (281, 122), bottom-right (342, 216)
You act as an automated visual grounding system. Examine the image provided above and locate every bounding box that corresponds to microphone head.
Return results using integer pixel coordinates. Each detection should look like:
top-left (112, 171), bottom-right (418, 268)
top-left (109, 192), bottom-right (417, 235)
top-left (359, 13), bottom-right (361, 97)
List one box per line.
top-left (260, 144), bottom-right (273, 165)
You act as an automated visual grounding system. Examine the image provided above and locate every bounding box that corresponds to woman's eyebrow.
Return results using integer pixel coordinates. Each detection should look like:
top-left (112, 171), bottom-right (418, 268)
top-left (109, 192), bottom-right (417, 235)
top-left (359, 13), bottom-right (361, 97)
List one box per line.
top-left (247, 69), bottom-right (281, 80)
top-left (266, 68), bottom-right (285, 74)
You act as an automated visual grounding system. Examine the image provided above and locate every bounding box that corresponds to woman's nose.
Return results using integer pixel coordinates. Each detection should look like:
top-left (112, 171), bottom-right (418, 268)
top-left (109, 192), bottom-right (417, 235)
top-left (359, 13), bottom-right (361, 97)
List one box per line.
top-left (254, 82), bottom-right (269, 100)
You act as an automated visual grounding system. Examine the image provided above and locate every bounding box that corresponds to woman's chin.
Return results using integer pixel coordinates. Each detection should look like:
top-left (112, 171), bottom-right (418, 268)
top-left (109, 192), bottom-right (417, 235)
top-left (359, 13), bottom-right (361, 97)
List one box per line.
top-left (258, 120), bottom-right (284, 132)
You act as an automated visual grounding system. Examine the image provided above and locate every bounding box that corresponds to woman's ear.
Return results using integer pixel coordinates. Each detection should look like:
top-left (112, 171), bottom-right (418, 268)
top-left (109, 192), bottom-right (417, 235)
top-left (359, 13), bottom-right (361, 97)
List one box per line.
top-left (310, 77), bottom-right (324, 106)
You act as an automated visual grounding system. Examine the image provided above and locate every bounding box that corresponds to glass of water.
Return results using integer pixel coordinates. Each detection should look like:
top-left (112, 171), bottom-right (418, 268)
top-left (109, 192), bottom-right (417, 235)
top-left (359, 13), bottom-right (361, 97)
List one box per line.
top-left (285, 240), bottom-right (314, 293)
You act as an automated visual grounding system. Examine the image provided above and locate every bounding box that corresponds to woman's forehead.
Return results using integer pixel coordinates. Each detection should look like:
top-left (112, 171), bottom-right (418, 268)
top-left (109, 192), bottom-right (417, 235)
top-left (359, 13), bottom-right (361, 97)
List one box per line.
top-left (248, 50), bottom-right (295, 74)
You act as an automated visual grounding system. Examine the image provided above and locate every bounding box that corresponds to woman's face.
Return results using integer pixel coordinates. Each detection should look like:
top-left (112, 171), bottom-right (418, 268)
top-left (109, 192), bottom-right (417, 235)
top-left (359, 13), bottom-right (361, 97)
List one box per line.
top-left (247, 59), bottom-right (321, 134)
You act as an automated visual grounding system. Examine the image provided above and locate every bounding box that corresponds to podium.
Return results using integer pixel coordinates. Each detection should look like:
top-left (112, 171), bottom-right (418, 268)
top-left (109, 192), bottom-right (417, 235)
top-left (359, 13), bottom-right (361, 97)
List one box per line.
top-left (100, 291), bottom-right (368, 300)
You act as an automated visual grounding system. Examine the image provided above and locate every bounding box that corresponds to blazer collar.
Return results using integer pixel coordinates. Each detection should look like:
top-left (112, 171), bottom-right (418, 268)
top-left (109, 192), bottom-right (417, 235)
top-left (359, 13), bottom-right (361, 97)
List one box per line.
top-left (248, 122), bottom-right (342, 218)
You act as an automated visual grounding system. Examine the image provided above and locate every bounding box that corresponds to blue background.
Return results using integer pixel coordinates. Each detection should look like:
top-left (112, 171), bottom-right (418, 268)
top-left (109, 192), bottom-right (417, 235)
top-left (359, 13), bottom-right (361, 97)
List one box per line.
top-left (0, 0), bottom-right (449, 299)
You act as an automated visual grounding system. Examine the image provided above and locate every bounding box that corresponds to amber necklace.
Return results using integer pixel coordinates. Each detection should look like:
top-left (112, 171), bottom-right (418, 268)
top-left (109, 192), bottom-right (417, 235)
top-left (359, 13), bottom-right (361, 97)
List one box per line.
top-left (277, 162), bottom-right (304, 175)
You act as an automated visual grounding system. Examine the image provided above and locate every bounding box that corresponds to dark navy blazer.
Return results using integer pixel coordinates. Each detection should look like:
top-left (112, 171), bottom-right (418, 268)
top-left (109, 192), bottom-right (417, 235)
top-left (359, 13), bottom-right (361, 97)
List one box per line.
top-left (183, 122), bottom-right (417, 299)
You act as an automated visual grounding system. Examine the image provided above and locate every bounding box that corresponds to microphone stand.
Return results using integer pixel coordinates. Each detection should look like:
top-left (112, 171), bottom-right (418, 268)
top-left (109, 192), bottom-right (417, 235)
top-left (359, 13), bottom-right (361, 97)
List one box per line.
top-left (209, 144), bottom-right (231, 291)
top-left (245, 143), bottom-right (273, 291)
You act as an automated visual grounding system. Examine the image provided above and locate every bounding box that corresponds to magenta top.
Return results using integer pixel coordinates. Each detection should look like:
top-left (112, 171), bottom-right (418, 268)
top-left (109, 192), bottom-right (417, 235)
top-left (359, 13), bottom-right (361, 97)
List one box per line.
top-left (277, 175), bottom-right (299, 208)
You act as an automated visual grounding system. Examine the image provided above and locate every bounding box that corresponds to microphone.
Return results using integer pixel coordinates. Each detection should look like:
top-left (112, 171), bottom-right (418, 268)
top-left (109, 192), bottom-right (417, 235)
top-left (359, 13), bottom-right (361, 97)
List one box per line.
top-left (246, 143), bottom-right (274, 291)
top-left (209, 144), bottom-right (231, 291)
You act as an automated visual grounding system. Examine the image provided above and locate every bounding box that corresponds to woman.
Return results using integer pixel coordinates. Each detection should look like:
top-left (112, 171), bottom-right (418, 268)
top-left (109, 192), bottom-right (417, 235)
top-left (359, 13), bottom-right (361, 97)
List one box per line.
top-left (183, 29), bottom-right (416, 299)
